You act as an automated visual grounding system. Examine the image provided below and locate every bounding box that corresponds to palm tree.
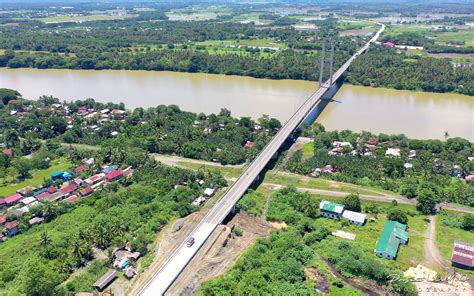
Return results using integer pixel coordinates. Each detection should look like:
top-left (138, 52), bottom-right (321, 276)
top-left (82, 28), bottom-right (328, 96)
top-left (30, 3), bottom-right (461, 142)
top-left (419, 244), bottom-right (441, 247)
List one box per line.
top-left (444, 131), bottom-right (450, 140)
top-left (71, 234), bottom-right (92, 266)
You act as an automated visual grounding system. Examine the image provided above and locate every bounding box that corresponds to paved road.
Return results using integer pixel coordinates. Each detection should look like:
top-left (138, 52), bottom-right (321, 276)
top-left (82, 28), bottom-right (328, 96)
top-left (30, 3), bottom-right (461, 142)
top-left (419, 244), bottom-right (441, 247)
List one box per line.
top-left (138, 24), bottom-right (386, 296)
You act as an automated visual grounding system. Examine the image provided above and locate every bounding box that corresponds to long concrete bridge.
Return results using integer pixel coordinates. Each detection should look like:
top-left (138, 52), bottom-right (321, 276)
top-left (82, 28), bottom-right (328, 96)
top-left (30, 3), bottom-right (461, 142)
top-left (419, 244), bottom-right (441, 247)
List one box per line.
top-left (139, 23), bottom-right (385, 296)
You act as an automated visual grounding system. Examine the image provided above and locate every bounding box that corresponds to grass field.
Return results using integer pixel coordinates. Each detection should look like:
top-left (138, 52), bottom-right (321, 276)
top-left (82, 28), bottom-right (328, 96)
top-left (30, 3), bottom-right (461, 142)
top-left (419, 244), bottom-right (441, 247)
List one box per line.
top-left (436, 213), bottom-right (474, 277)
top-left (435, 30), bottom-right (474, 46)
top-left (313, 198), bottom-right (428, 272)
top-left (0, 158), bottom-right (72, 197)
top-left (301, 142), bottom-right (314, 159)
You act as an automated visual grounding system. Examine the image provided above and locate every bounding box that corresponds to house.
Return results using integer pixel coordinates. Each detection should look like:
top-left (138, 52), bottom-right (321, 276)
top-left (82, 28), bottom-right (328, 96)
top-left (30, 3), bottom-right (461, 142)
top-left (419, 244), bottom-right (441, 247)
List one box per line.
top-left (465, 175), bottom-right (474, 183)
top-left (192, 196), bottom-right (206, 206)
top-left (101, 165), bottom-right (118, 174)
top-left (203, 188), bottom-right (216, 197)
top-left (73, 178), bottom-right (84, 186)
top-left (20, 196), bottom-right (37, 206)
top-left (2, 148), bottom-right (13, 155)
top-left (309, 168), bottom-right (322, 178)
top-left (383, 41), bottom-right (395, 47)
top-left (451, 241), bottom-right (473, 270)
top-left (124, 267), bottom-right (136, 279)
top-left (332, 141), bottom-right (353, 149)
top-left (408, 149), bottom-right (417, 158)
top-left (196, 179), bottom-right (205, 186)
top-left (321, 165), bottom-right (335, 174)
top-left (0, 199), bottom-right (4, 209)
top-left (375, 221), bottom-right (409, 260)
top-left (16, 186), bottom-right (34, 196)
top-left (2, 193), bottom-right (23, 206)
top-left (75, 165), bottom-right (87, 174)
top-left (29, 217), bottom-right (45, 225)
top-left (93, 270), bottom-right (118, 291)
top-left (82, 158), bottom-right (94, 166)
top-left (79, 186), bottom-right (93, 197)
top-left (0, 216), bottom-right (6, 226)
top-left (105, 170), bottom-right (123, 182)
top-left (319, 201), bottom-right (344, 219)
top-left (5, 221), bottom-right (20, 237)
top-left (32, 188), bottom-right (47, 197)
top-left (244, 141), bottom-right (254, 148)
top-left (47, 186), bottom-right (58, 194)
top-left (342, 210), bottom-right (367, 226)
top-left (64, 195), bottom-right (80, 203)
top-left (51, 171), bottom-right (73, 182)
top-left (111, 109), bottom-right (126, 119)
top-left (39, 191), bottom-right (64, 202)
top-left (113, 249), bottom-right (141, 269)
top-left (60, 183), bottom-right (78, 196)
top-left (404, 163), bottom-right (413, 169)
top-left (123, 166), bottom-right (134, 177)
top-left (85, 173), bottom-right (105, 185)
top-left (385, 148), bottom-right (401, 157)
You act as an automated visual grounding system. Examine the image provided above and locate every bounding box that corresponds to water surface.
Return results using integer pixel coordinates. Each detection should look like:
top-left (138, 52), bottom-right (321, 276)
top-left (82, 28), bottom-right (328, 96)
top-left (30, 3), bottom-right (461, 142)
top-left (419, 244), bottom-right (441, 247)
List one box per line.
top-left (0, 68), bottom-right (472, 140)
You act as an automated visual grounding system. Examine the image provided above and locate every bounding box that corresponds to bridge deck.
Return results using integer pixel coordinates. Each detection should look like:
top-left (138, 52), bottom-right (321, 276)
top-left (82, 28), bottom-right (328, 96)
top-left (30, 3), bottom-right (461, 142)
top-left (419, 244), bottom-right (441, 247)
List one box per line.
top-left (139, 24), bottom-right (385, 296)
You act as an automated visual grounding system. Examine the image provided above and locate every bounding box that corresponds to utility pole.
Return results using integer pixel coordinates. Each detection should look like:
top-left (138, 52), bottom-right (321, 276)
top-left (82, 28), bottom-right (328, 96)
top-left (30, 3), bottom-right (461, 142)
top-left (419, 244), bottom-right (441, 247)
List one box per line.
top-left (329, 39), bottom-right (335, 85)
top-left (318, 38), bottom-right (326, 88)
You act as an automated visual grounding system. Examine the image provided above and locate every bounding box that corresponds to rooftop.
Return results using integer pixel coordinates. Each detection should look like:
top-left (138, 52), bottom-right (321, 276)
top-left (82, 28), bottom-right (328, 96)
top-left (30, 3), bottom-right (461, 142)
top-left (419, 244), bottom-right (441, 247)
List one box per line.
top-left (319, 200), bottom-right (344, 214)
top-left (342, 210), bottom-right (367, 223)
top-left (376, 220), bottom-right (409, 258)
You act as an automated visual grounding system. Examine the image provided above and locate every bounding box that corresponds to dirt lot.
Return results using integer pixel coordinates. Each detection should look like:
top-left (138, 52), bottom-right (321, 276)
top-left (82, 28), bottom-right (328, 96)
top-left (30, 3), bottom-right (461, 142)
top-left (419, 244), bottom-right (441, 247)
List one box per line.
top-left (128, 210), bottom-right (210, 296)
top-left (129, 211), bottom-right (272, 296)
top-left (167, 212), bottom-right (272, 295)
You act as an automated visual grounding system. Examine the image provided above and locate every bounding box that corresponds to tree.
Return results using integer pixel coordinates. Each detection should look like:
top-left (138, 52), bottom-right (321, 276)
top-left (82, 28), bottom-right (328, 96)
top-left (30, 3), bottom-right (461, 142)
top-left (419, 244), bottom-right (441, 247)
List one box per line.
top-left (387, 208), bottom-right (408, 224)
top-left (416, 188), bottom-right (437, 214)
top-left (342, 193), bottom-right (361, 212)
top-left (0, 88), bottom-right (21, 105)
top-left (12, 157), bottom-right (32, 178)
top-left (461, 214), bottom-right (474, 232)
top-left (21, 257), bottom-right (62, 296)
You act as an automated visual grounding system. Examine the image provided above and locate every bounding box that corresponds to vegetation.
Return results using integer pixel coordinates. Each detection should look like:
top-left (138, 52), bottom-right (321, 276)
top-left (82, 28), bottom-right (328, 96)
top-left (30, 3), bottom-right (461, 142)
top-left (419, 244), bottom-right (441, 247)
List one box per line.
top-left (288, 124), bottom-right (473, 207)
top-left (201, 187), bottom-right (417, 295)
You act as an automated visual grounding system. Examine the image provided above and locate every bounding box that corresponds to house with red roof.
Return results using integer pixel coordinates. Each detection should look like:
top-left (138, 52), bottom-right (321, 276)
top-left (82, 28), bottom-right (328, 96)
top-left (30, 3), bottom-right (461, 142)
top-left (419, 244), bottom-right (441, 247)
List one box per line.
top-left (452, 241), bottom-right (474, 270)
top-left (85, 173), bottom-right (105, 185)
top-left (2, 193), bottom-right (23, 206)
top-left (244, 141), bottom-right (254, 149)
top-left (105, 170), bottom-right (123, 182)
top-left (5, 221), bottom-right (20, 236)
top-left (60, 184), bottom-right (78, 196)
top-left (2, 148), bottom-right (13, 156)
top-left (47, 187), bottom-right (58, 194)
top-left (79, 186), bottom-right (93, 197)
top-left (383, 41), bottom-right (395, 47)
top-left (0, 216), bottom-right (6, 226)
top-left (0, 199), bottom-right (5, 209)
top-left (75, 165), bottom-right (87, 174)
top-left (64, 195), bottom-right (80, 203)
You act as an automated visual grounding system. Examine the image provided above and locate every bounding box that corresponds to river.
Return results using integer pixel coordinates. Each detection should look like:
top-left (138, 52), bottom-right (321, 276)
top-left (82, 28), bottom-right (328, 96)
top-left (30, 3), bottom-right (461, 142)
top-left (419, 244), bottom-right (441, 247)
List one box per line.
top-left (0, 68), bottom-right (472, 140)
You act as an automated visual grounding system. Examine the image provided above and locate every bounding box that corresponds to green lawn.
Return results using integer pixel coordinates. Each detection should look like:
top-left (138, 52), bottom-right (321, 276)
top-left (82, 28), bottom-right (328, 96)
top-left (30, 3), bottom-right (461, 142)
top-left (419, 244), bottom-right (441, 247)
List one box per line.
top-left (301, 142), bottom-right (314, 159)
top-left (312, 198), bottom-right (427, 272)
top-left (435, 30), bottom-right (474, 46)
top-left (436, 213), bottom-right (474, 277)
top-left (0, 158), bottom-right (72, 197)
top-left (175, 160), bottom-right (391, 197)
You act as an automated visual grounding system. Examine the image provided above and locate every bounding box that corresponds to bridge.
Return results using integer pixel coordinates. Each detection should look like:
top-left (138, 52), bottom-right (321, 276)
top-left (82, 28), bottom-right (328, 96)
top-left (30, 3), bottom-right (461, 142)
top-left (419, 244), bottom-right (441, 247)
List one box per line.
top-left (139, 24), bottom-right (385, 296)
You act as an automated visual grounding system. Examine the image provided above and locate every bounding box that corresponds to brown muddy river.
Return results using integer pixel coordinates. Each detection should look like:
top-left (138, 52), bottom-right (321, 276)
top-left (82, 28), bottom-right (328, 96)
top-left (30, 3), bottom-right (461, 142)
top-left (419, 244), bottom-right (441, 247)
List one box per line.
top-left (0, 68), bottom-right (472, 140)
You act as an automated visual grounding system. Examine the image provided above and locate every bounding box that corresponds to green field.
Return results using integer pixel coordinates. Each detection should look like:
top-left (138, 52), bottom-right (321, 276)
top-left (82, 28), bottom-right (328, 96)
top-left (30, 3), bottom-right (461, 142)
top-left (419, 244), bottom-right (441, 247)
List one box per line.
top-left (0, 158), bottom-right (72, 197)
top-left (435, 30), bottom-right (474, 46)
top-left (436, 213), bottom-right (474, 277)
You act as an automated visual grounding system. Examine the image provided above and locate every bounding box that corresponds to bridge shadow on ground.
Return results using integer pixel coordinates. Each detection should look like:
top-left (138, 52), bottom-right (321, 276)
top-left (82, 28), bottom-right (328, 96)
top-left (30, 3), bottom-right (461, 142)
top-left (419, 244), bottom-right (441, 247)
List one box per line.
top-left (223, 81), bottom-right (344, 224)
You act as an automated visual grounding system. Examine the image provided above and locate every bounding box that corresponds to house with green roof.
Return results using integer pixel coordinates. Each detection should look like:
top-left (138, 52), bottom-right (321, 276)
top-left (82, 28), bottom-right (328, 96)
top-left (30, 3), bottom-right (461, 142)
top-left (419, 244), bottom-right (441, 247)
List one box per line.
top-left (375, 220), bottom-right (409, 260)
top-left (319, 200), bottom-right (344, 219)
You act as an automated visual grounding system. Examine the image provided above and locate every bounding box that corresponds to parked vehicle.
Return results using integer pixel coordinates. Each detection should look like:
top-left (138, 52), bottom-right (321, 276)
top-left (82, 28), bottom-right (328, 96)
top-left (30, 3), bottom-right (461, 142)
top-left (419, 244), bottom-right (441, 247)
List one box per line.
top-left (186, 237), bottom-right (195, 247)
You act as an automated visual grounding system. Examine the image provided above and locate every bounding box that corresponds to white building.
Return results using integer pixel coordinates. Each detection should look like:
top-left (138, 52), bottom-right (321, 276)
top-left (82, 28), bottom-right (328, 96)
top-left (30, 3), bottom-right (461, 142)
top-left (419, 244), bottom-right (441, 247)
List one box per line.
top-left (342, 210), bottom-right (367, 226)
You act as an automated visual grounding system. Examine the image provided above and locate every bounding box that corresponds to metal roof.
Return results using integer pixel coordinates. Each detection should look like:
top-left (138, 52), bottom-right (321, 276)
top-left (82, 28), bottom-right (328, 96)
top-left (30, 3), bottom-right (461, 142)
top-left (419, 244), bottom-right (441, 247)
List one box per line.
top-left (375, 220), bottom-right (409, 258)
top-left (319, 200), bottom-right (344, 214)
top-left (342, 210), bottom-right (367, 223)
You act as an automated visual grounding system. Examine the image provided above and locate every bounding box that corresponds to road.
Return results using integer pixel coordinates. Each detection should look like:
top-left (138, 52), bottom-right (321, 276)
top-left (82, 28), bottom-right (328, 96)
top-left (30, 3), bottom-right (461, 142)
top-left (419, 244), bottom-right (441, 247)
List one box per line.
top-left (138, 23), bottom-right (386, 296)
